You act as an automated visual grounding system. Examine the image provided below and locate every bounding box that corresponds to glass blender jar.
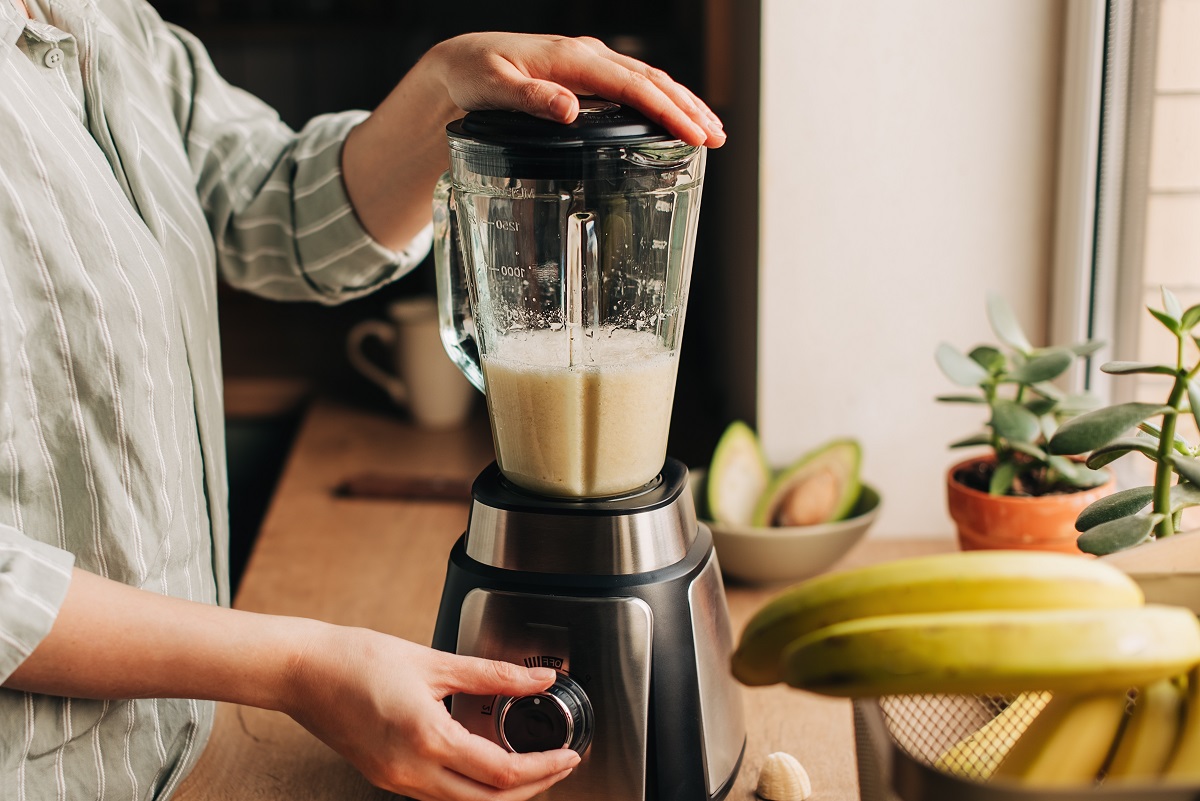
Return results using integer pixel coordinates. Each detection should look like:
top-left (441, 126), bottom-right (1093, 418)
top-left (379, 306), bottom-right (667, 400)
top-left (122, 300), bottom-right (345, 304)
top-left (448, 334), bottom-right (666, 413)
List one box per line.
top-left (435, 99), bottom-right (706, 498)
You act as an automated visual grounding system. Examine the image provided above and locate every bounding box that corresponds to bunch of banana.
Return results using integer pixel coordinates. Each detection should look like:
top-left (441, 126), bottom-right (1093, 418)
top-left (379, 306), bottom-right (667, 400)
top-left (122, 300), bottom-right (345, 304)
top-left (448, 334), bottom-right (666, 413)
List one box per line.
top-left (1164, 666), bottom-right (1200, 782)
top-left (732, 550), bottom-right (1195, 692)
top-left (933, 692), bottom-right (1050, 781)
top-left (1106, 678), bottom-right (1185, 781)
top-left (732, 550), bottom-right (1200, 788)
top-left (990, 691), bottom-right (1130, 786)
top-left (972, 668), bottom-right (1198, 787)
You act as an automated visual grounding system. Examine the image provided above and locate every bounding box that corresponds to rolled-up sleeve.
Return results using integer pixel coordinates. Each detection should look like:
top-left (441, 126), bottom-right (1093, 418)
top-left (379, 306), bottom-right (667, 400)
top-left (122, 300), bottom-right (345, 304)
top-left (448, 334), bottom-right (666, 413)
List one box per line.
top-left (0, 526), bottom-right (74, 684)
top-left (141, 7), bottom-right (431, 304)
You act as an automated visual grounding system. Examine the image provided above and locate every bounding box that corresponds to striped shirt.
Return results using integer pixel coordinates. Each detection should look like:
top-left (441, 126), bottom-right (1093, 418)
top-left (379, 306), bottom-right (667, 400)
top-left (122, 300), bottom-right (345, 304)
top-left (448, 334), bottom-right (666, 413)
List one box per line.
top-left (0, 0), bottom-right (431, 798)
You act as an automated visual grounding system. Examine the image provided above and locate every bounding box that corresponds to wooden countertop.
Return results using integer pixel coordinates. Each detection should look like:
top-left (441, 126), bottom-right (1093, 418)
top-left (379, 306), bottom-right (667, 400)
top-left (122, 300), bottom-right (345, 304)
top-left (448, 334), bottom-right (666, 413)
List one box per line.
top-left (176, 399), bottom-right (954, 801)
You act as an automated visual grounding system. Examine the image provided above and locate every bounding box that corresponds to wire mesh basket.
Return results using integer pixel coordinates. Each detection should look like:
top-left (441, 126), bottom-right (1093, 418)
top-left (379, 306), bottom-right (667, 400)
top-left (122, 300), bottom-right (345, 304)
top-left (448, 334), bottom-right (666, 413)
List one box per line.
top-left (853, 694), bottom-right (1200, 801)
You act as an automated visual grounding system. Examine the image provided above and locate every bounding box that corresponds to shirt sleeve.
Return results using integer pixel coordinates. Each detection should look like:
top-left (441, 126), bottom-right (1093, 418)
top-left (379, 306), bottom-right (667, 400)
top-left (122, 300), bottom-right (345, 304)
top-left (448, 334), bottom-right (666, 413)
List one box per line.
top-left (137, 5), bottom-right (431, 305)
top-left (0, 525), bottom-right (75, 684)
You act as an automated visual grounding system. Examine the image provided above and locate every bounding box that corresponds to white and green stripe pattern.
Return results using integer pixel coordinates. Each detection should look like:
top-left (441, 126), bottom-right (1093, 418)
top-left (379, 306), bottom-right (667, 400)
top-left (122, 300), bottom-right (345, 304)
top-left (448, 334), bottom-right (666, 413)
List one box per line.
top-left (0, 0), bottom-right (430, 797)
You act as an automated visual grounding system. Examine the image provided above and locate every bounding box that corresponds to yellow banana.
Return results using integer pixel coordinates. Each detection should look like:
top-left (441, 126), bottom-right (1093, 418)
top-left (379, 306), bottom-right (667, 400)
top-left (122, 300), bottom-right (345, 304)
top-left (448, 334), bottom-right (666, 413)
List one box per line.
top-left (934, 692), bottom-right (1051, 781)
top-left (732, 550), bottom-right (1144, 686)
top-left (1163, 667), bottom-right (1200, 782)
top-left (991, 691), bottom-right (1129, 786)
top-left (1105, 677), bottom-right (1186, 782)
top-left (780, 605), bottom-right (1200, 698)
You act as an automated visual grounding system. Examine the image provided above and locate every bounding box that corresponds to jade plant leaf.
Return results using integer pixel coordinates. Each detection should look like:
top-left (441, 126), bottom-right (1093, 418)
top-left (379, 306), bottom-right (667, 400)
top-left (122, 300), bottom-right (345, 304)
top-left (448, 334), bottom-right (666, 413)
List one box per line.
top-left (1009, 441), bottom-right (1048, 460)
top-left (1101, 361), bottom-right (1177, 376)
top-left (1024, 397), bottom-right (1059, 417)
top-left (1031, 381), bottom-right (1065, 401)
top-left (1150, 307), bottom-right (1181, 334)
top-left (987, 295), bottom-right (1034, 355)
top-left (1084, 437), bottom-right (1160, 469)
top-left (1138, 421), bottom-right (1193, 456)
top-left (989, 459), bottom-right (1017, 496)
top-left (1169, 453), bottom-right (1200, 486)
top-left (1163, 287), bottom-right (1183, 320)
top-left (1190, 379), bottom-right (1200, 438)
top-left (936, 343), bottom-right (989, 387)
top-left (1047, 403), bottom-right (1173, 455)
top-left (1182, 304), bottom-right (1200, 331)
top-left (990, 400), bottom-right (1041, 443)
top-left (950, 432), bottom-right (992, 448)
top-left (1075, 486), bottom-right (1155, 531)
top-left (968, 345), bottom-right (1006, 374)
top-left (1068, 340), bottom-right (1105, 357)
top-left (1171, 481), bottom-right (1200, 511)
top-left (1077, 514), bottom-right (1161, 555)
top-left (1049, 457), bottom-right (1108, 487)
top-left (1009, 348), bottom-right (1073, 384)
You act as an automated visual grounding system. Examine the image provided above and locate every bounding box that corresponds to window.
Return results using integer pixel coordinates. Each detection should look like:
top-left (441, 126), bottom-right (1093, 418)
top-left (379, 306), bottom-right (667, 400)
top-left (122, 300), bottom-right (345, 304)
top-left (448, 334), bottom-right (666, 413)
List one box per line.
top-left (1058, 0), bottom-right (1200, 492)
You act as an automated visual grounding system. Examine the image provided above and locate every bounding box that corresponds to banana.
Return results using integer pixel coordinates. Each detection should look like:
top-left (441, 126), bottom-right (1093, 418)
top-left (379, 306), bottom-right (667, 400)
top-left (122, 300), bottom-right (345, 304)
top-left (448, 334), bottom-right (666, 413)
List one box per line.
top-left (1163, 666), bottom-right (1200, 782)
top-left (732, 551), bottom-right (1145, 686)
top-left (1105, 677), bottom-right (1186, 782)
top-left (991, 691), bottom-right (1129, 786)
top-left (779, 605), bottom-right (1200, 698)
top-left (934, 692), bottom-right (1051, 781)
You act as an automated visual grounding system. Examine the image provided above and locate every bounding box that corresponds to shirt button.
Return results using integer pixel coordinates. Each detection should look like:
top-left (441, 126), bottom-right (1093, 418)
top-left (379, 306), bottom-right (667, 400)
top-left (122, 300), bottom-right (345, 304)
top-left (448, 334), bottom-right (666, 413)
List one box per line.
top-left (43, 47), bottom-right (64, 67)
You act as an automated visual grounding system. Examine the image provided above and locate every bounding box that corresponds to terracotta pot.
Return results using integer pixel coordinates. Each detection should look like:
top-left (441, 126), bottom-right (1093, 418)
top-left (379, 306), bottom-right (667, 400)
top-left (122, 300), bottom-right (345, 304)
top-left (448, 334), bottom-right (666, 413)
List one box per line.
top-left (946, 455), bottom-right (1117, 555)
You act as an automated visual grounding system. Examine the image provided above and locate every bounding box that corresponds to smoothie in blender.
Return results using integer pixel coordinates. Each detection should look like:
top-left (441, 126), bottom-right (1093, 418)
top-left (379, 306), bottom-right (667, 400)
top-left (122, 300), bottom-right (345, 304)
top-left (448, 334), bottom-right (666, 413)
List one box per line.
top-left (482, 328), bottom-right (679, 497)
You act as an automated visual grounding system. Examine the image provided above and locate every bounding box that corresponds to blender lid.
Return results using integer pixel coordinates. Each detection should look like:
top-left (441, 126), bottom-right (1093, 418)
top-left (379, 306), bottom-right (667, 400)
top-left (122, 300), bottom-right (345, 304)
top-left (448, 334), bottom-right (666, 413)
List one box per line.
top-left (447, 97), bottom-right (679, 148)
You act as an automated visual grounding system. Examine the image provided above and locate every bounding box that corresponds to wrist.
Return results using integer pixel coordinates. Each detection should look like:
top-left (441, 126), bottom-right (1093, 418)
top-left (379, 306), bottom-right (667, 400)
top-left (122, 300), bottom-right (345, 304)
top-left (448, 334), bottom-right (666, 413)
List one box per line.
top-left (260, 615), bottom-right (335, 715)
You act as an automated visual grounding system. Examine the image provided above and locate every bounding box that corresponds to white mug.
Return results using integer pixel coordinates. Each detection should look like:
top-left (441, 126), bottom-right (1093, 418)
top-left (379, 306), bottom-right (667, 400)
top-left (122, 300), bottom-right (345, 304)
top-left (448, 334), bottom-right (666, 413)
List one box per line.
top-left (347, 297), bottom-right (476, 429)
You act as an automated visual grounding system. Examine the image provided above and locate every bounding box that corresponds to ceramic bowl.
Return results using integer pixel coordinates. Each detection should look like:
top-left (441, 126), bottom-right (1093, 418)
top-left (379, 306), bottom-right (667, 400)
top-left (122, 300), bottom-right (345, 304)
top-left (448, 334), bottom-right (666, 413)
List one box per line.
top-left (688, 468), bottom-right (881, 585)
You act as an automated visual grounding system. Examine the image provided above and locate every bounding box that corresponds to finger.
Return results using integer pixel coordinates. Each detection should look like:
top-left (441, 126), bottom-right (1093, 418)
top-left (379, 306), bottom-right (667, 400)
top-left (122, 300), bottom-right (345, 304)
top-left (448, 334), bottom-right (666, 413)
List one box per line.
top-left (595, 48), bottom-right (725, 145)
top-left (429, 765), bottom-right (577, 801)
top-left (469, 59), bottom-right (580, 123)
top-left (433, 653), bottom-right (556, 698)
top-left (539, 49), bottom-right (710, 146)
top-left (437, 721), bottom-right (580, 789)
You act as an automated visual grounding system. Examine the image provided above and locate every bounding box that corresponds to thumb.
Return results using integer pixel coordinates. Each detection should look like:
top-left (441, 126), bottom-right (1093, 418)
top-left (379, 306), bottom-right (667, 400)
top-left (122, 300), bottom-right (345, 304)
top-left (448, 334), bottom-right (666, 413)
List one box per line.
top-left (491, 72), bottom-right (579, 123)
top-left (435, 654), bottom-right (557, 698)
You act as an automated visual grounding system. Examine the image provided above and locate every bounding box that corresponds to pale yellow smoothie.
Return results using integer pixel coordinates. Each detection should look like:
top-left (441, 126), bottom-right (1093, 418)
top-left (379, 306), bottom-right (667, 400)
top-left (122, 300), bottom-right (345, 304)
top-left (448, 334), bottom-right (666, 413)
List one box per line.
top-left (482, 328), bottom-right (679, 497)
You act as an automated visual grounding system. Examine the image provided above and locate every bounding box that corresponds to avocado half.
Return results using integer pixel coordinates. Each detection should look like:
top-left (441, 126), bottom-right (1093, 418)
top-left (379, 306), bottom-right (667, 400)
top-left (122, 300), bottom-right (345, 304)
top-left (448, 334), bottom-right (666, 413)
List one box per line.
top-left (752, 439), bottom-right (862, 527)
top-left (706, 421), bottom-right (771, 525)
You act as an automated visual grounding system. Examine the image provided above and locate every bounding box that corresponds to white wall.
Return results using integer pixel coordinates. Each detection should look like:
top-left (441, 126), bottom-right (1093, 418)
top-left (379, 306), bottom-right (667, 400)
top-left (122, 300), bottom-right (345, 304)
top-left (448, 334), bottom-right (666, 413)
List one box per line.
top-left (755, 0), bottom-right (1066, 537)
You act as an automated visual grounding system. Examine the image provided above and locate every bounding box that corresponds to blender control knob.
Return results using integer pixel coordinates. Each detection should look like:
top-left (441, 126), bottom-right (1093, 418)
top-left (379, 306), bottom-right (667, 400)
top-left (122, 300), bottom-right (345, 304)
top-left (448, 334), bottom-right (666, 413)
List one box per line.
top-left (497, 673), bottom-right (594, 755)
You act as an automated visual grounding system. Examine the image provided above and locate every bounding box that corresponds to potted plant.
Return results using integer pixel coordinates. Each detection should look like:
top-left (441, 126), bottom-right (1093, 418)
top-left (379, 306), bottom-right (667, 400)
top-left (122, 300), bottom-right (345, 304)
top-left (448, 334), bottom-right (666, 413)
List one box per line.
top-left (936, 295), bottom-right (1113, 552)
top-left (1046, 289), bottom-right (1200, 555)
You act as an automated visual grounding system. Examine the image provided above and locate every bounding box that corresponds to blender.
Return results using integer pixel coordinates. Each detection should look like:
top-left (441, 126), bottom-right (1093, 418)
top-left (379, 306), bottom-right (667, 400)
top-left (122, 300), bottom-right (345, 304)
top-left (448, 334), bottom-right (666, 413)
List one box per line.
top-left (431, 99), bottom-right (745, 801)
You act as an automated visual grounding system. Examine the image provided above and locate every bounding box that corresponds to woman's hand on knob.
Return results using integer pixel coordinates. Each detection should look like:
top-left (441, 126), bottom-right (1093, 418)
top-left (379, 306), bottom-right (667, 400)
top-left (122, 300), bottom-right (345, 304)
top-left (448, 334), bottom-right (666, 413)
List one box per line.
top-left (282, 624), bottom-right (580, 801)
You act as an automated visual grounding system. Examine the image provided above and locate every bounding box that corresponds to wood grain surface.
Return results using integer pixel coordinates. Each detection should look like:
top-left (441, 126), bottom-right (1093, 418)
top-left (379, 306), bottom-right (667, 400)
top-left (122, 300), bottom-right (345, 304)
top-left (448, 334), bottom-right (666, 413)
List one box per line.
top-left (176, 399), bottom-right (954, 801)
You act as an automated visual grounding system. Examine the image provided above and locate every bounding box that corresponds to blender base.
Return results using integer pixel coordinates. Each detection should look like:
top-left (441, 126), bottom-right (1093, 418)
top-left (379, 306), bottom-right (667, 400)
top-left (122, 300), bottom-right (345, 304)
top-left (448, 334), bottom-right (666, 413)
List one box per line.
top-left (432, 519), bottom-right (745, 801)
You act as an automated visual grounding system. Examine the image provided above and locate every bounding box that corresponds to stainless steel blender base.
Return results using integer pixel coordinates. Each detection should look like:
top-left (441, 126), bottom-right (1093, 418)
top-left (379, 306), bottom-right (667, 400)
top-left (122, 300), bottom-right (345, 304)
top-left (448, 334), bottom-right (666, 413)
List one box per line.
top-left (451, 591), bottom-right (654, 801)
top-left (433, 459), bottom-right (746, 801)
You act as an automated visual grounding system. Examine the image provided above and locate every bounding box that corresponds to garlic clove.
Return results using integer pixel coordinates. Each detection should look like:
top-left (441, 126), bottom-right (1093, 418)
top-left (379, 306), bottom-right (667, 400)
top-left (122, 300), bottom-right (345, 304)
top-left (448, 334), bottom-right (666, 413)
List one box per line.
top-left (756, 751), bottom-right (813, 801)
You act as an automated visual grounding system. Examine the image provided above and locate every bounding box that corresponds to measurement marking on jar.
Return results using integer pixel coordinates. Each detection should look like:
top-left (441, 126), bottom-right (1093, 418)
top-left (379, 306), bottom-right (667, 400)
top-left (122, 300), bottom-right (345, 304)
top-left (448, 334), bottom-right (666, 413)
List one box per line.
top-left (487, 220), bottom-right (521, 231)
top-left (652, 239), bottom-right (668, 250)
top-left (489, 264), bottom-right (536, 278)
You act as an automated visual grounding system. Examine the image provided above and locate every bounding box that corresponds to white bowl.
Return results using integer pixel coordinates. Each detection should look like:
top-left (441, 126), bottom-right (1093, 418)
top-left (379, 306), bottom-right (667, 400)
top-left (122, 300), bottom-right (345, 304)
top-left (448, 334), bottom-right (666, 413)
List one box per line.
top-left (688, 468), bottom-right (881, 585)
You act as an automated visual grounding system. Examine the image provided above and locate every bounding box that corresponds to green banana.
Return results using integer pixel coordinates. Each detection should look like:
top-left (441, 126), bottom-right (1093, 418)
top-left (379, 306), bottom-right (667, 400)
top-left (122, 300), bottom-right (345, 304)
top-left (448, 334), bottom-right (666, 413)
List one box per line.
top-left (732, 551), bottom-right (1145, 686)
top-left (1163, 667), bottom-right (1200, 782)
top-left (934, 692), bottom-right (1050, 781)
top-left (1105, 677), bottom-right (1186, 782)
top-left (780, 605), bottom-right (1200, 698)
top-left (991, 691), bottom-right (1129, 786)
